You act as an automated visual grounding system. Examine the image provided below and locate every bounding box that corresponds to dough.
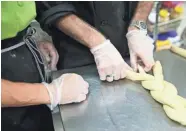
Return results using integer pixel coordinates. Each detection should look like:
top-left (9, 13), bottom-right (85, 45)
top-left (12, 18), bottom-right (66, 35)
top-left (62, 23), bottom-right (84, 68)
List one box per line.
top-left (126, 61), bottom-right (186, 126)
top-left (126, 70), bottom-right (154, 81)
top-left (171, 45), bottom-right (186, 58)
top-left (163, 105), bottom-right (186, 125)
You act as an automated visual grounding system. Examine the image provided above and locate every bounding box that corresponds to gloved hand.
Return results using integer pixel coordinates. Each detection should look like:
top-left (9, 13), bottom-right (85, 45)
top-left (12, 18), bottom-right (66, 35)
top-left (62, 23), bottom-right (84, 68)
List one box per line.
top-left (126, 30), bottom-right (155, 72)
top-left (38, 41), bottom-right (59, 71)
top-left (91, 40), bottom-right (132, 82)
top-left (43, 73), bottom-right (89, 110)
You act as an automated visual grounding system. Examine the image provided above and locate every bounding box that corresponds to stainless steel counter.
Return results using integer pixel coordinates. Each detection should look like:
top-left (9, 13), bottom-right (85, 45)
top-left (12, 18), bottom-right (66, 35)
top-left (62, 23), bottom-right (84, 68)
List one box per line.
top-left (52, 50), bottom-right (186, 131)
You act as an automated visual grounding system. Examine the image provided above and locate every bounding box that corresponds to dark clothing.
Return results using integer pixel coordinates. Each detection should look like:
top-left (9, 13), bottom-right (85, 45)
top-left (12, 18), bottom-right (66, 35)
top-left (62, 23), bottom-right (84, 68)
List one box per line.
top-left (1, 27), bottom-right (54, 131)
top-left (36, 1), bottom-right (138, 69)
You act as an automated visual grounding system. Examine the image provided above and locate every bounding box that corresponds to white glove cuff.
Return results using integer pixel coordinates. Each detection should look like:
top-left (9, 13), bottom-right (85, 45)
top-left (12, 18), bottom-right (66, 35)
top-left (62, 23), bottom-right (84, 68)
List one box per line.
top-left (90, 39), bottom-right (111, 53)
top-left (126, 30), bottom-right (154, 49)
top-left (126, 30), bottom-right (147, 38)
top-left (42, 82), bottom-right (56, 110)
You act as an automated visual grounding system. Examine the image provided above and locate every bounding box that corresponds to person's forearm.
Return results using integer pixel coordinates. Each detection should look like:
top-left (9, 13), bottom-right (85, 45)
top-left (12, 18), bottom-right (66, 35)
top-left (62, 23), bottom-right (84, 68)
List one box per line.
top-left (1, 79), bottom-right (50, 107)
top-left (132, 2), bottom-right (153, 21)
top-left (129, 2), bottom-right (153, 31)
top-left (56, 14), bottom-right (106, 48)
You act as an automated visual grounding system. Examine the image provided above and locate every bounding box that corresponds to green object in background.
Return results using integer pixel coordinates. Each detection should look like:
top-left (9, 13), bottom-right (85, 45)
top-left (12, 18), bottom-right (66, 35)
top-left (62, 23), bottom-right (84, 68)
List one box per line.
top-left (1, 1), bottom-right (36, 40)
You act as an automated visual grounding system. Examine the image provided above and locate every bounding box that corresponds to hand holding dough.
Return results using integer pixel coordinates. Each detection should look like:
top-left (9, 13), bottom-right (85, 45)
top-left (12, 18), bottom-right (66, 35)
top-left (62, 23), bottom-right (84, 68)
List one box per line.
top-left (127, 61), bottom-right (186, 126)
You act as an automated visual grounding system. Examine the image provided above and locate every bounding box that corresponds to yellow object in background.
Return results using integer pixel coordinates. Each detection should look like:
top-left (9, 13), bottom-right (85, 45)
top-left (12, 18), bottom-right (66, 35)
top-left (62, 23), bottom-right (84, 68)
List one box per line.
top-left (156, 40), bottom-right (171, 46)
top-left (159, 9), bottom-right (170, 22)
top-left (170, 6), bottom-right (184, 19)
top-left (159, 9), bottom-right (169, 18)
top-left (175, 6), bottom-right (184, 14)
top-left (156, 40), bottom-right (171, 51)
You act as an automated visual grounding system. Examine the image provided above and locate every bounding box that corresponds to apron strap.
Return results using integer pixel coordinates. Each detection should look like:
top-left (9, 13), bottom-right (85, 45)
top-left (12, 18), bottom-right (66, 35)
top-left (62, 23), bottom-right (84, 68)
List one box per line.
top-left (1, 41), bottom-right (25, 53)
top-left (1, 27), bottom-right (50, 83)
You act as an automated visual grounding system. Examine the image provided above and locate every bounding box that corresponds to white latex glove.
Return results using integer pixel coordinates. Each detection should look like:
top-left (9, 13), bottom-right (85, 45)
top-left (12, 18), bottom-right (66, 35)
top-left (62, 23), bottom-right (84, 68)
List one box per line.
top-left (126, 30), bottom-right (155, 72)
top-left (43, 73), bottom-right (89, 110)
top-left (38, 41), bottom-right (59, 71)
top-left (91, 40), bottom-right (132, 82)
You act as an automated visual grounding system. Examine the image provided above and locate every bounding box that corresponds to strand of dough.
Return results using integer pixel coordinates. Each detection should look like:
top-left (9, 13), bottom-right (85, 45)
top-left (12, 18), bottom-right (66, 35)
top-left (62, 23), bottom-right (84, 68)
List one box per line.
top-left (126, 61), bottom-right (186, 126)
top-left (170, 45), bottom-right (186, 58)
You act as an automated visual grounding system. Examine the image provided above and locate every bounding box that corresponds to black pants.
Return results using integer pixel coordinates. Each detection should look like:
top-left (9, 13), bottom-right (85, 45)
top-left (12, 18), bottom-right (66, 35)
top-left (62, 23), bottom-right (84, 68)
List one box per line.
top-left (1, 29), bottom-right (54, 131)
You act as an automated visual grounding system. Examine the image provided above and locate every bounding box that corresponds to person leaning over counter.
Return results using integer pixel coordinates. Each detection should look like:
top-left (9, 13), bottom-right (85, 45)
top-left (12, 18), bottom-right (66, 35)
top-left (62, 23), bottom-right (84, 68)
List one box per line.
top-left (36, 1), bottom-right (155, 82)
top-left (1, 1), bottom-right (89, 131)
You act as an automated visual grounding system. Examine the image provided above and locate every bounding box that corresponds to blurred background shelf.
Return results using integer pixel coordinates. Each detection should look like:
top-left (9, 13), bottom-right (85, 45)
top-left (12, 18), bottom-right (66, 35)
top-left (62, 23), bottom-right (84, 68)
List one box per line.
top-left (147, 1), bottom-right (186, 49)
top-left (148, 16), bottom-right (186, 33)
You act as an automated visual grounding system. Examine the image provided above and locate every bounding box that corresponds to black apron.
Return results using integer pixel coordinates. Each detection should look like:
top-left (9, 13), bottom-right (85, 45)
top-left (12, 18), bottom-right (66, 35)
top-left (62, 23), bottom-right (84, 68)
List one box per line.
top-left (46, 2), bottom-right (138, 69)
top-left (1, 27), bottom-right (54, 131)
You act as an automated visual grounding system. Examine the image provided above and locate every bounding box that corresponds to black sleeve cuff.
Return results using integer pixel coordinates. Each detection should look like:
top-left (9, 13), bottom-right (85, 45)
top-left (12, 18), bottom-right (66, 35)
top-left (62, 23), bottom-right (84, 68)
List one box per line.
top-left (37, 3), bottom-right (76, 34)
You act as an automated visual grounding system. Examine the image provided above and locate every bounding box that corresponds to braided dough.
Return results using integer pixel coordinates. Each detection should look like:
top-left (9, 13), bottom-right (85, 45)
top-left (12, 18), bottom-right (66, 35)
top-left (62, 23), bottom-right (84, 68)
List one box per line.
top-left (126, 61), bottom-right (186, 126)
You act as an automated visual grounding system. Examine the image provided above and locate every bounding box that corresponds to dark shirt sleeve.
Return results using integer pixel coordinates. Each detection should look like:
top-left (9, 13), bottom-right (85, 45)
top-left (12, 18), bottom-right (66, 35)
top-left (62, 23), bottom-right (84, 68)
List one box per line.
top-left (35, 1), bottom-right (77, 34)
top-left (127, 2), bottom-right (138, 22)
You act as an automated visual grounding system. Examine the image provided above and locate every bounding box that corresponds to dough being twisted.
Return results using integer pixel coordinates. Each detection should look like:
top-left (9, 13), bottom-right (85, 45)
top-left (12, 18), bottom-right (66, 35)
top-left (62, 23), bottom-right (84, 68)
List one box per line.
top-left (126, 61), bottom-right (186, 126)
